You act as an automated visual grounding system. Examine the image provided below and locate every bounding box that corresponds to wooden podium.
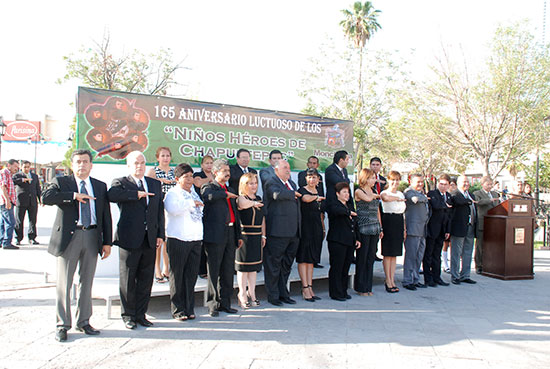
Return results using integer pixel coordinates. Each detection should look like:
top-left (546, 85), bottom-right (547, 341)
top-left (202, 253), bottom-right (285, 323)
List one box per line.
top-left (482, 198), bottom-right (535, 280)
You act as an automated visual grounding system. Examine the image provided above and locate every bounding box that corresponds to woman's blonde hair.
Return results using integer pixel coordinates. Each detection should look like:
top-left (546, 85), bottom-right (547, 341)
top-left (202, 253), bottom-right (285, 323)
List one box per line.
top-left (239, 172), bottom-right (258, 196)
top-left (358, 168), bottom-right (376, 188)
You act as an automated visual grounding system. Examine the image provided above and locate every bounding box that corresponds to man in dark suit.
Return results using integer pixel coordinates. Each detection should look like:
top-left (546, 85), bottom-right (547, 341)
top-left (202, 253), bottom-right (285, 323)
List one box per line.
top-left (259, 149), bottom-right (283, 194)
top-left (264, 159), bottom-right (302, 306)
top-left (108, 151), bottom-right (165, 329)
top-left (369, 157), bottom-right (386, 195)
top-left (325, 150), bottom-right (354, 209)
top-left (298, 155), bottom-right (325, 196)
top-left (13, 161), bottom-right (41, 245)
top-left (423, 174), bottom-right (452, 287)
top-left (229, 148), bottom-right (257, 191)
top-left (449, 175), bottom-right (477, 285)
top-left (473, 176), bottom-right (500, 274)
top-left (370, 157), bottom-right (386, 261)
top-left (201, 158), bottom-right (243, 316)
top-left (42, 149), bottom-right (112, 342)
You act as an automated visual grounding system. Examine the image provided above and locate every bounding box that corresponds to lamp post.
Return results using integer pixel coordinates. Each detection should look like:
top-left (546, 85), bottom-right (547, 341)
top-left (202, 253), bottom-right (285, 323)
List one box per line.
top-left (0, 117), bottom-right (7, 165)
top-left (536, 116), bottom-right (550, 207)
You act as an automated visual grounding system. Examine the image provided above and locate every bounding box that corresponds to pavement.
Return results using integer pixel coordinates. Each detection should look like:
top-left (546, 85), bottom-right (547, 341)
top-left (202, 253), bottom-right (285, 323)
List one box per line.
top-left (1, 205), bottom-right (550, 369)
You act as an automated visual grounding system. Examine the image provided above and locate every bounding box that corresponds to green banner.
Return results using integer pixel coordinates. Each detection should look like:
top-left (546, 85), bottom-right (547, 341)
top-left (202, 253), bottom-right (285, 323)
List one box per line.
top-left (76, 87), bottom-right (354, 170)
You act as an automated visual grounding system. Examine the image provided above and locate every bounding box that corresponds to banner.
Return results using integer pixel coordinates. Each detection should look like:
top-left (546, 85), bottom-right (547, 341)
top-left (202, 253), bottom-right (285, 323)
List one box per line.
top-left (76, 87), bottom-right (354, 171)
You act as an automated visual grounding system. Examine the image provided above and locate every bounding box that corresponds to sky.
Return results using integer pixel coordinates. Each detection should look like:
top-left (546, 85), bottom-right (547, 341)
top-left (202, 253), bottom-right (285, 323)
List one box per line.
top-left (0, 0), bottom-right (547, 126)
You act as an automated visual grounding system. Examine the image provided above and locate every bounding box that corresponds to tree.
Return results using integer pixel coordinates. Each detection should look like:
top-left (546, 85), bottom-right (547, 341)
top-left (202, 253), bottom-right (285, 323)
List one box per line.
top-left (299, 41), bottom-right (410, 170)
top-left (58, 32), bottom-right (187, 95)
top-left (340, 1), bottom-right (381, 105)
top-left (417, 22), bottom-right (550, 178)
top-left (58, 32), bottom-right (187, 168)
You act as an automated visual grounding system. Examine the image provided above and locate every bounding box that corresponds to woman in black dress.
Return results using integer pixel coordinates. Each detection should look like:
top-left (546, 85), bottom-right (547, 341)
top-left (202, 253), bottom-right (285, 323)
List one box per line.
top-left (297, 168), bottom-right (326, 301)
top-left (236, 172), bottom-right (266, 309)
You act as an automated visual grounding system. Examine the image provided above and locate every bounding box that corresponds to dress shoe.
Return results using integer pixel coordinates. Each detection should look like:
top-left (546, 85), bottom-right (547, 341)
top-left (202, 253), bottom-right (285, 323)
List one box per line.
top-left (55, 328), bottom-right (67, 342)
top-left (209, 310), bottom-right (219, 317)
top-left (15, 240), bottom-right (21, 246)
top-left (345, 294), bottom-right (352, 300)
top-left (415, 283), bottom-right (427, 289)
top-left (403, 284), bottom-right (417, 291)
top-left (476, 268), bottom-right (482, 274)
top-left (3, 244), bottom-right (19, 250)
top-left (136, 317), bottom-right (154, 327)
top-left (313, 263), bottom-right (324, 269)
top-left (436, 280), bottom-right (450, 286)
top-left (268, 299), bottom-right (283, 306)
top-left (374, 256), bottom-right (383, 262)
top-left (217, 306), bottom-right (238, 314)
top-left (279, 297), bottom-right (296, 305)
top-left (31, 239), bottom-right (40, 245)
top-left (76, 324), bottom-right (100, 335)
top-left (331, 296), bottom-right (346, 301)
top-left (427, 281), bottom-right (437, 288)
top-left (123, 318), bottom-right (136, 329)
top-left (461, 278), bottom-right (477, 284)
top-left (451, 279), bottom-right (461, 285)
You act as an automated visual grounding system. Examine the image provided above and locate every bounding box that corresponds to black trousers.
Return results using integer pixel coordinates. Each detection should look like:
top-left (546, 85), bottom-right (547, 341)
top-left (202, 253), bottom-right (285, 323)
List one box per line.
top-left (264, 236), bottom-right (299, 301)
top-left (199, 243), bottom-right (208, 275)
top-left (167, 238), bottom-right (201, 318)
top-left (119, 236), bottom-right (156, 320)
top-left (204, 226), bottom-right (237, 312)
top-left (328, 241), bottom-right (353, 299)
top-left (423, 229), bottom-right (446, 284)
top-left (354, 233), bottom-right (377, 293)
top-left (15, 204), bottom-right (38, 241)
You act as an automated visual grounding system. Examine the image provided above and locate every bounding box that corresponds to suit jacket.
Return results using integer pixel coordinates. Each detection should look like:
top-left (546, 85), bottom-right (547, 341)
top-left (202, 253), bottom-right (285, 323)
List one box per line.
top-left (326, 201), bottom-right (358, 246)
top-left (13, 172), bottom-right (41, 207)
top-left (108, 176), bottom-right (165, 249)
top-left (426, 189), bottom-right (452, 238)
top-left (297, 170), bottom-right (325, 197)
top-left (449, 190), bottom-right (476, 237)
top-left (264, 176), bottom-right (301, 238)
top-left (42, 175), bottom-right (112, 257)
top-left (324, 163), bottom-right (354, 209)
top-left (259, 166), bottom-right (276, 193)
top-left (229, 164), bottom-right (257, 193)
top-left (201, 181), bottom-right (242, 245)
top-left (473, 189), bottom-right (499, 233)
top-left (404, 188), bottom-right (430, 237)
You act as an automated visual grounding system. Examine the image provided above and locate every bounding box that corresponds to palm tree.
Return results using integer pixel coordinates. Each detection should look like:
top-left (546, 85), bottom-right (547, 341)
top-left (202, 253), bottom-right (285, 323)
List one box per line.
top-left (340, 1), bottom-right (381, 169)
top-left (340, 1), bottom-right (382, 104)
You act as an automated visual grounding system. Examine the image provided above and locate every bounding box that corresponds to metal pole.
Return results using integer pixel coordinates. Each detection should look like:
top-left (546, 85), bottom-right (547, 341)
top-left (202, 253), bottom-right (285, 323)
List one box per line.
top-left (536, 149), bottom-right (540, 208)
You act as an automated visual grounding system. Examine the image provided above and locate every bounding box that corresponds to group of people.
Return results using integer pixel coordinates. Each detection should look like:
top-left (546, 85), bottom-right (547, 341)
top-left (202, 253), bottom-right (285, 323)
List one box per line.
top-left (0, 159), bottom-right (42, 250)
top-left (30, 146), bottom-right (509, 343)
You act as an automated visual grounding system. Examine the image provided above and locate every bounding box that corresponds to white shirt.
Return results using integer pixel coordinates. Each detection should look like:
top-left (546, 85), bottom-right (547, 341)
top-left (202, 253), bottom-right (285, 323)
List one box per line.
top-left (239, 165), bottom-right (248, 174)
top-left (74, 175), bottom-right (97, 226)
top-left (164, 186), bottom-right (203, 242)
top-left (381, 190), bottom-right (406, 214)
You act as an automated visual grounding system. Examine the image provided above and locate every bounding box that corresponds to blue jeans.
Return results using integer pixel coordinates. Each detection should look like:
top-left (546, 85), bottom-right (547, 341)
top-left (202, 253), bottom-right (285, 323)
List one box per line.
top-left (0, 204), bottom-right (15, 246)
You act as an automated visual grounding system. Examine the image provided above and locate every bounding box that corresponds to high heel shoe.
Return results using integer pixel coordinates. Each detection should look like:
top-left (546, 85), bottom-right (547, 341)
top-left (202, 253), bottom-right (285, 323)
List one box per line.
top-left (247, 291), bottom-right (260, 306)
top-left (238, 295), bottom-right (250, 309)
top-left (385, 283), bottom-right (392, 293)
top-left (302, 286), bottom-right (315, 302)
top-left (308, 286), bottom-right (321, 300)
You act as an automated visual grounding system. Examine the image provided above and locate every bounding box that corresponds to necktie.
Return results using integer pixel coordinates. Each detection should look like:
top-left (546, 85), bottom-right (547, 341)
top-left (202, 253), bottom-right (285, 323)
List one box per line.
top-left (285, 182), bottom-right (292, 191)
top-left (80, 180), bottom-right (91, 227)
top-left (137, 179), bottom-right (147, 207)
top-left (243, 167), bottom-right (248, 174)
top-left (221, 184), bottom-right (236, 224)
top-left (376, 175), bottom-right (381, 194)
